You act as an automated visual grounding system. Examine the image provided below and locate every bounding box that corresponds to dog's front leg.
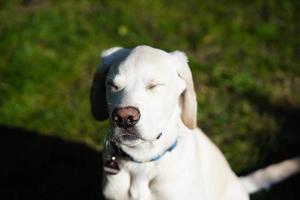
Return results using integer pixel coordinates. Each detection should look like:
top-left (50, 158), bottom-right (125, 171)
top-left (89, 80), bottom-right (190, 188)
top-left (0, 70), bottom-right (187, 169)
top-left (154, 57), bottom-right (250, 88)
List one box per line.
top-left (103, 170), bottom-right (131, 200)
top-left (129, 176), bottom-right (152, 200)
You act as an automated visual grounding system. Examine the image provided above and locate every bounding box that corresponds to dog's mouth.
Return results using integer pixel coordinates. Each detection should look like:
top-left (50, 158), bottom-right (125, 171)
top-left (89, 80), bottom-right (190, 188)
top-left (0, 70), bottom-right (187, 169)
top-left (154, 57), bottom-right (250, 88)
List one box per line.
top-left (119, 128), bottom-right (141, 141)
top-left (108, 127), bottom-right (163, 147)
top-left (109, 127), bottom-right (143, 146)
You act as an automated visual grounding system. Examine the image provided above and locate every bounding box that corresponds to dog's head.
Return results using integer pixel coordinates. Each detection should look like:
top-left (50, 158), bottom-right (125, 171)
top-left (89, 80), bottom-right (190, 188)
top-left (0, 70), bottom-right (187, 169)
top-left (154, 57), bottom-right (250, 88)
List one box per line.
top-left (91, 46), bottom-right (197, 153)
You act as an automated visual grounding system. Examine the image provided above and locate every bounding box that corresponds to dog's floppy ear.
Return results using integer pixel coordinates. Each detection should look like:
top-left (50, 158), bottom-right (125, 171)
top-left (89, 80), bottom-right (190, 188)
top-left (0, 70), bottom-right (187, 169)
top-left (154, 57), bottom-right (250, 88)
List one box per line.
top-left (90, 47), bottom-right (129, 121)
top-left (171, 51), bottom-right (197, 129)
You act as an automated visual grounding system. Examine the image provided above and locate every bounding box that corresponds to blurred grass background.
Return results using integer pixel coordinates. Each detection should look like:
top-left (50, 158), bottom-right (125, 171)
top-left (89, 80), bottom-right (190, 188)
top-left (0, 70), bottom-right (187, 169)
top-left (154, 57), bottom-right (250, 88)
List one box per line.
top-left (0, 0), bottom-right (299, 199)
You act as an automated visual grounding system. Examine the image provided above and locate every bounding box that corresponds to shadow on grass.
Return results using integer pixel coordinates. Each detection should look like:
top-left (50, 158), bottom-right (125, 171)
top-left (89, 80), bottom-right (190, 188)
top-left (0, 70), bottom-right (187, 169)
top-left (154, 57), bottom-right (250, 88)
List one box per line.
top-left (240, 92), bottom-right (300, 200)
top-left (244, 91), bottom-right (300, 165)
top-left (0, 125), bottom-right (104, 200)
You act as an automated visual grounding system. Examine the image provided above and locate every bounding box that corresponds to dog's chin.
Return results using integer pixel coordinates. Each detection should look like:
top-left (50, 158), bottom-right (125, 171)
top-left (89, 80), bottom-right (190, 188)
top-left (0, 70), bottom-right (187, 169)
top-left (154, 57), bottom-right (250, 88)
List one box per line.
top-left (109, 128), bottom-right (162, 147)
top-left (109, 129), bottom-right (144, 147)
top-left (119, 135), bottom-right (143, 147)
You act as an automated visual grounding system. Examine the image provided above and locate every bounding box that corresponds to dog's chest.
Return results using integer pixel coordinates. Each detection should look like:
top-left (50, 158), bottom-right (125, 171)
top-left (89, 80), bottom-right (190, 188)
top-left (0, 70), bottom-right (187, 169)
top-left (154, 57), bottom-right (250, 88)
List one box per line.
top-left (129, 163), bottom-right (156, 199)
top-left (103, 161), bottom-right (158, 200)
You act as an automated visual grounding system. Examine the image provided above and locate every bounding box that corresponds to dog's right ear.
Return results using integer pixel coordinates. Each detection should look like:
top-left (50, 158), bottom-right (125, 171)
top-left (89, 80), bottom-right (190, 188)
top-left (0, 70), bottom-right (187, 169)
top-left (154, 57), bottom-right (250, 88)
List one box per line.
top-left (90, 47), bottom-right (129, 121)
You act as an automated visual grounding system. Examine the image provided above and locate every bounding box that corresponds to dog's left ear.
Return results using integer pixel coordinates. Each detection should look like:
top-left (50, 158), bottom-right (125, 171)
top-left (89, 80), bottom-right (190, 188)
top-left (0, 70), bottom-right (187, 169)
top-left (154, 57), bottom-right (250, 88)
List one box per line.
top-left (90, 47), bottom-right (129, 121)
top-left (170, 51), bottom-right (197, 129)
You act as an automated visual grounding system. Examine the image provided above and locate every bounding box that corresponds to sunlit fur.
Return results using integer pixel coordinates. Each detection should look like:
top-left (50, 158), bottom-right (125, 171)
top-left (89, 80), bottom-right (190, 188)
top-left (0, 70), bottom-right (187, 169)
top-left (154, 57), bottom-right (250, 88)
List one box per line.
top-left (91, 45), bottom-right (299, 200)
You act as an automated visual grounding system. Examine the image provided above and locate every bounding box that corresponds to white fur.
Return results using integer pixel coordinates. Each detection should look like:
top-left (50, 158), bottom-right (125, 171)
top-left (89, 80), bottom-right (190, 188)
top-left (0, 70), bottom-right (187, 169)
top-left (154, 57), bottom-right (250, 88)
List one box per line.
top-left (92, 45), bottom-right (299, 200)
top-left (240, 157), bottom-right (300, 193)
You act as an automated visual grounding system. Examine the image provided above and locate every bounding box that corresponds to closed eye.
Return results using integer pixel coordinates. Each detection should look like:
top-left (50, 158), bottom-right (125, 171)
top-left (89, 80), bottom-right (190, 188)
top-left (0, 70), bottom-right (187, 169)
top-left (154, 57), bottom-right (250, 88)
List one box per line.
top-left (107, 80), bottom-right (119, 91)
top-left (146, 83), bottom-right (165, 90)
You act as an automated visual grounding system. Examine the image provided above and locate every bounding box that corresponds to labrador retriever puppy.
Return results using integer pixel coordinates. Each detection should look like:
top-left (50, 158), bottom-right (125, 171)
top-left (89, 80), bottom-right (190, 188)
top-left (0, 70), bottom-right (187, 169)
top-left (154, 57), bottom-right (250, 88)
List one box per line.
top-left (91, 45), bottom-right (300, 200)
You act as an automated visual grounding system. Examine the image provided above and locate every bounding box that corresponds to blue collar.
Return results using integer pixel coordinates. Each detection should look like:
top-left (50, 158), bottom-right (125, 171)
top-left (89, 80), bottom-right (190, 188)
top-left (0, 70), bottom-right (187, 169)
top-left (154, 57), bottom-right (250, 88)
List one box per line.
top-left (112, 139), bottom-right (178, 163)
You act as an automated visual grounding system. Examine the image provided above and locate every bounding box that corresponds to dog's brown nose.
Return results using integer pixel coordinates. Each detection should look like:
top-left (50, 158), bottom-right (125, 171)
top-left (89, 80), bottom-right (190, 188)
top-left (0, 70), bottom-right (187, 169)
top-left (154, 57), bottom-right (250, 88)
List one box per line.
top-left (112, 106), bottom-right (140, 128)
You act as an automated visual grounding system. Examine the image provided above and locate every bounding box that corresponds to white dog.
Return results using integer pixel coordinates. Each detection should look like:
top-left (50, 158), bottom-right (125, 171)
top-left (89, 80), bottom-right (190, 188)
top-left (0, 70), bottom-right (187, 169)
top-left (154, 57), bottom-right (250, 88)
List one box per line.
top-left (91, 45), bottom-right (300, 200)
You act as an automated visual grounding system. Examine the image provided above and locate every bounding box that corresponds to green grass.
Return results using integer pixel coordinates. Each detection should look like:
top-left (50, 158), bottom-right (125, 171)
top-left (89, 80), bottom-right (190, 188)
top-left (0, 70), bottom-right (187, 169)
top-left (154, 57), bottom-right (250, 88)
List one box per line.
top-left (0, 0), bottom-right (299, 199)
